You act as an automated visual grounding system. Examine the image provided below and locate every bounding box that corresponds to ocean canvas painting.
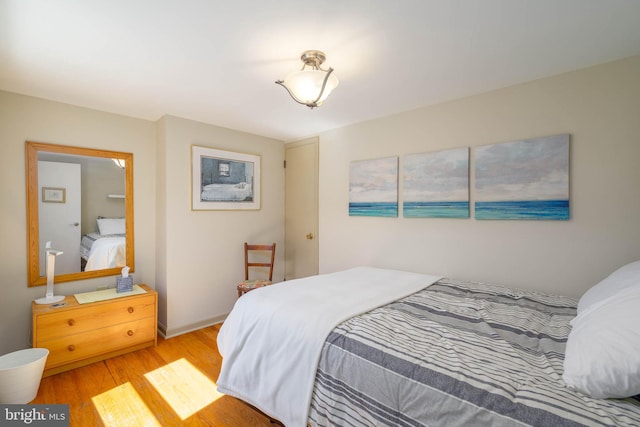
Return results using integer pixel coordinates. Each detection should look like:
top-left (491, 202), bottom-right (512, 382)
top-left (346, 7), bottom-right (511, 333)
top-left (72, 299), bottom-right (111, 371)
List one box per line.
top-left (349, 157), bottom-right (398, 217)
top-left (474, 134), bottom-right (570, 220)
top-left (403, 147), bottom-right (469, 218)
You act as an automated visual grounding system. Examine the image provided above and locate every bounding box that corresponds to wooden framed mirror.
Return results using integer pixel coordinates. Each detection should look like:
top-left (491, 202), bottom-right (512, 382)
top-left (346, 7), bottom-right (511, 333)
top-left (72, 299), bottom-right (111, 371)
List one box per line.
top-left (26, 141), bottom-right (134, 287)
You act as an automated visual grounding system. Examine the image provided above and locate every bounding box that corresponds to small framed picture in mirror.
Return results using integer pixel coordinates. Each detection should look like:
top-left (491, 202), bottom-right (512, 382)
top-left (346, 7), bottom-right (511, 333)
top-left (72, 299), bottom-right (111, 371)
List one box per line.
top-left (42, 187), bottom-right (66, 203)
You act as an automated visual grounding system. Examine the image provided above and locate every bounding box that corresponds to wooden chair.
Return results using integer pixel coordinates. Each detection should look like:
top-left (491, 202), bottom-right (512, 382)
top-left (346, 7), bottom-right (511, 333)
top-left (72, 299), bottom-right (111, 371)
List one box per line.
top-left (237, 243), bottom-right (276, 297)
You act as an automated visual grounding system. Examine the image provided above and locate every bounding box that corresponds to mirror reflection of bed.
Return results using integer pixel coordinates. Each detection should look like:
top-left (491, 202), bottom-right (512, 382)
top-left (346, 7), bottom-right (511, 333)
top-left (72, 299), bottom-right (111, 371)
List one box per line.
top-left (80, 216), bottom-right (126, 271)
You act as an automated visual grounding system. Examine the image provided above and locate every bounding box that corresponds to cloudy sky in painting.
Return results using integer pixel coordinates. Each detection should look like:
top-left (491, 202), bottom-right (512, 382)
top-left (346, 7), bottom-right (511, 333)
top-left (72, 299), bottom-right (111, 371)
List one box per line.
top-left (475, 134), bottom-right (569, 202)
top-left (349, 157), bottom-right (398, 203)
top-left (403, 147), bottom-right (469, 202)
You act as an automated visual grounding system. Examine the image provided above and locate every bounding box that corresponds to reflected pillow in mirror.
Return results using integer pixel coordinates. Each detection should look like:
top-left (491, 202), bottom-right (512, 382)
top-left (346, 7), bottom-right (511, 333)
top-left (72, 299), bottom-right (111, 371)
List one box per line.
top-left (97, 217), bottom-right (126, 235)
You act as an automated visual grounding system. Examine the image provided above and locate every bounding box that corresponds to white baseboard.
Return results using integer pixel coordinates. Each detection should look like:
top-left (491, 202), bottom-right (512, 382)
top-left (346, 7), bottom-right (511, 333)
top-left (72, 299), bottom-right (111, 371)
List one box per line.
top-left (158, 313), bottom-right (229, 339)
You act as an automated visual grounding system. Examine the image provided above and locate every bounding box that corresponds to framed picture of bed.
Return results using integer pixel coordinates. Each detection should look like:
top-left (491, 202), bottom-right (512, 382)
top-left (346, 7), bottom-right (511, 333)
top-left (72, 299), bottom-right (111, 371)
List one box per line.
top-left (191, 146), bottom-right (260, 210)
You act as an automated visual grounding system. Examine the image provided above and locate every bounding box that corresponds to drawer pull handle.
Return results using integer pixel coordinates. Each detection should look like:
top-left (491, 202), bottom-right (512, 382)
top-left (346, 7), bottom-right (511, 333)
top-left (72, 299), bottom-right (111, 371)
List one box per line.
top-left (127, 330), bottom-right (134, 336)
top-left (67, 345), bottom-right (76, 352)
top-left (67, 319), bottom-right (75, 326)
top-left (128, 307), bottom-right (134, 313)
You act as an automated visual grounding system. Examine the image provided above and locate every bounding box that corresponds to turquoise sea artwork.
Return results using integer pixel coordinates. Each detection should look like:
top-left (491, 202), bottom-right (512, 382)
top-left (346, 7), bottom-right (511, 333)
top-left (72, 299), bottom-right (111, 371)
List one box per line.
top-left (474, 134), bottom-right (570, 220)
top-left (403, 201), bottom-right (470, 218)
top-left (349, 157), bottom-right (398, 217)
top-left (403, 148), bottom-right (469, 218)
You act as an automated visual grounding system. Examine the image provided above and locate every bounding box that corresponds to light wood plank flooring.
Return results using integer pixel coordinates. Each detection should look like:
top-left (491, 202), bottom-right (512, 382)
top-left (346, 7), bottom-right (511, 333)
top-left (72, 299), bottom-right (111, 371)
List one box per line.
top-left (32, 324), bottom-right (277, 426)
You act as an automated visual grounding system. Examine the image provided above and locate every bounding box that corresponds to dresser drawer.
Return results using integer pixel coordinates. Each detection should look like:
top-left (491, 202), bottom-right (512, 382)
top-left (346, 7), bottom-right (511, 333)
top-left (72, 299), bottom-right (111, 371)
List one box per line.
top-left (42, 318), bottom-right (156, 369)
top-left (35, 293), bottom-right (156, 341)
top-left (33, 284), bottom-right (158, 377)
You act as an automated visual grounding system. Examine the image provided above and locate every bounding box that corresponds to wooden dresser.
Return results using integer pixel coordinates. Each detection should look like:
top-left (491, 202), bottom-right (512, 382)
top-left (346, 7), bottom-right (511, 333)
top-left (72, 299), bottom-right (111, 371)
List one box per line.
top-left (32, 284), bottom-right (157, 377)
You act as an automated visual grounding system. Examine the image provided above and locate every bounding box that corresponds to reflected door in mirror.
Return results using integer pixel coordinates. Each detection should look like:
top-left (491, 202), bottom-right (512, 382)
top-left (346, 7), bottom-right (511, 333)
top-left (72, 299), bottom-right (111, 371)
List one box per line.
top-left (38, 161), bottom-right (81, 275)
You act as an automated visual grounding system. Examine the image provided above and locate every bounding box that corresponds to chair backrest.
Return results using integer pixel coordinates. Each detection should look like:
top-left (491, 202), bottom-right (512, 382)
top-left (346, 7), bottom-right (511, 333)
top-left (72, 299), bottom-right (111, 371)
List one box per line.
top-left (244, 242), bottom-right (276, 281)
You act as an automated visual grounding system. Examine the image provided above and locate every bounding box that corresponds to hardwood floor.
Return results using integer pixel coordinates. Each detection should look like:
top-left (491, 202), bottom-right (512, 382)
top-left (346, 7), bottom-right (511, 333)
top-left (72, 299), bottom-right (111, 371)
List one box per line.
top-left (32, 324), bottom-right (278, 426)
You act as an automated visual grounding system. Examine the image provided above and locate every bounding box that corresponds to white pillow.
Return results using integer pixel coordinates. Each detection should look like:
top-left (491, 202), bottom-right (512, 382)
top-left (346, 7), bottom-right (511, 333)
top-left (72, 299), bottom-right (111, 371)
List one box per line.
top-left (577, 260), bottom-right (640, 315)
top-left (97, 217), bottom-right (126, 235)
top-left (563, 285), bottom-right (640, 398)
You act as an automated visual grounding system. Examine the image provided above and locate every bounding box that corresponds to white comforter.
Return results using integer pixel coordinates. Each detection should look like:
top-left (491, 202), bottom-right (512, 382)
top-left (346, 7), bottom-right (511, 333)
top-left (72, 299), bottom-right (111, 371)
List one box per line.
top-left (216, 267), bottom-right (441, 427)
top-left (84, 236), bottom-right (126, 271)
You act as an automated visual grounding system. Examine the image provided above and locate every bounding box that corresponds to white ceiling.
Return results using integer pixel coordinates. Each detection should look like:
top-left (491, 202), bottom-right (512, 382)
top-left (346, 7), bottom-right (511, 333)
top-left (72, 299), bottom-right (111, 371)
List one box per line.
top-left (1, 1), bottom-right (639, 142)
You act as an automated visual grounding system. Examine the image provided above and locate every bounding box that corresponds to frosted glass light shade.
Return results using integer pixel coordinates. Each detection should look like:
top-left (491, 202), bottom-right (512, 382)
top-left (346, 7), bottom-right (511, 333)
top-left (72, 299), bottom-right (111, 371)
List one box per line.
top-left (281, 69), bottom-right (339, 106)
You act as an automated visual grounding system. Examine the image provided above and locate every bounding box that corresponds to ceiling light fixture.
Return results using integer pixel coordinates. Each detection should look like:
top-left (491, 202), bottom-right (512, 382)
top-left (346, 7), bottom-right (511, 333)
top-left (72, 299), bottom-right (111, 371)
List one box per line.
top-left (112, 158), bottom-right (125, 169)
top-left (276, 50), bottom-right (339, 109)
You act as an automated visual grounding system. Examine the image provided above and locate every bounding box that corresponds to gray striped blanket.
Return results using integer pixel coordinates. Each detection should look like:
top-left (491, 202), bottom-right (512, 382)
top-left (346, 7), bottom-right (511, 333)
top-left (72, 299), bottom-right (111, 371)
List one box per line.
top-left (308, 278), bottom-right (640, 426)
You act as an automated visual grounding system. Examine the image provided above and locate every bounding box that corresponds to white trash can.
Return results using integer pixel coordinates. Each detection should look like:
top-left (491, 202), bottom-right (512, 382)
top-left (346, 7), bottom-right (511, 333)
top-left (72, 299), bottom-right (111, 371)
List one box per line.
top-left (0, 348), bottom-right (49, 404)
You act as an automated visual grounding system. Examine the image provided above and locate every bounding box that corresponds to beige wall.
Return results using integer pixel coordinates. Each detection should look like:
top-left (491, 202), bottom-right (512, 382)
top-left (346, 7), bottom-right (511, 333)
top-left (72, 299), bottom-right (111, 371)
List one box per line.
top-left (156, 115), bottom-right (284, 337)
top-left (318, 55), bottom-right (640, 297)
top-left (0, 91), bottom-right (157, 354)
top-left (0, 94), bottom-right (285, 354)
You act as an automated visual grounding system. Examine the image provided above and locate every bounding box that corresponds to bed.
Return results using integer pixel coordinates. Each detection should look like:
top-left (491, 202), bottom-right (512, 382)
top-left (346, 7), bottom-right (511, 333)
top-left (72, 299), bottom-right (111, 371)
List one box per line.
top-left (216, 266), bottom-right (640, 427)
top-left (80, 217), bottom-right (127, 271)
top-left (201, 182), bottom-right (252, 201)
top-left (80, 232), bottom-right (126, 271)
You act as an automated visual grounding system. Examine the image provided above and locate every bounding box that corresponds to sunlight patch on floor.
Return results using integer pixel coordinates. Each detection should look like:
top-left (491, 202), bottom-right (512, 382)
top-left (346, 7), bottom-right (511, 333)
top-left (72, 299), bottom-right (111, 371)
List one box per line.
top-left (92, 382), bottom-right (161, 426)
top-left (144, 358), bottom-right (224, 420)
